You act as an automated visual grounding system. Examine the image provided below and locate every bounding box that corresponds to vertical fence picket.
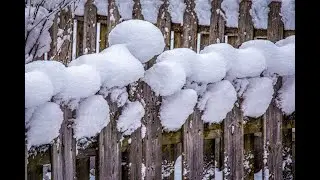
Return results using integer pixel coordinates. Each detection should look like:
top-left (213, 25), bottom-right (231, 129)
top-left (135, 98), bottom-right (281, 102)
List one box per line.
top-left (181, 0), bottom-right (203, 179)
top-left (264, 1), bottom-right (284, 179)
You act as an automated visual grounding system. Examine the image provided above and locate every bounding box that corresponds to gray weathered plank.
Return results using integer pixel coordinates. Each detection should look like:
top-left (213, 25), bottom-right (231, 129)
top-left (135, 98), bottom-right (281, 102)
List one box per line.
top-left (141, 82), bottom-right (162, 180)
top-left (128, 1), bottom-right (145, 179)
top-left (106, 0), bottom-right (121, 47)
top-left (83, 0), bottom-right (97, 54)
top-left (95, 2), bottom-right (122, 179)
top-left (209, 0), bottom-right (225, 44)
top-left (48, 13), bottom-right (58, 60)
top-left (181, 0), bottom-right (198, 50)
top-left (55, 7), bottom-right (73, 64)
top-left (76, 20), bottom-right (84, 57)
top-left (98, 98), bottom-right (122, 180)
top-left (132, 0), bottom-right (144, 20)
top-left (51, 107), bottom-right (76, 180)
top-left (158, 1), bottom-right (174, 179)
top-left (237, 0), bottom-right (254, 47)
top-left (267, 2), bottom-right (284, 43)
top-left (223, 107), bottom-right (244, 179)
top-left (129, 128), bottom-right (143, 180)
top-left (181, 1), bottom-right (203, 179)
top-left (183, 110), bottom-right (204, 180)
top-left (264, 2), bottom-right (284, 179)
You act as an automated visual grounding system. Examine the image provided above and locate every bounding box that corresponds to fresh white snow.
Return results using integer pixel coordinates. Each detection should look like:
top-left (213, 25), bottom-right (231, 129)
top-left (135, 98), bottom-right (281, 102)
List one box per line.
top-left (117, 101), bottom-right (145, 135)
top-left (156, 48), bottom-right (197, 77)
top-left (276, 75), bottom-right (295, 115)
top-left (195, 0), bottom-right (212, 26)
top-left (221, 0), bottom-right (240, 27)
top-left (141, 0), bottom-right (163, 24)
top-left (25, 60), bottom-right (67, 95)
top-left (160, 89), bottom-right (197, 131)
top-left (108, 19), bottom-right (165, 63)
top-left (27, 102), bottom-right (63, 149)
top-left (143, 61), bottom-right (186, 96)
top-left (25, 71), bottom-right (54, 108)
top-left (189, 52), bottom-right (227, 84)
top-left (239, 40), bottom-right (295, 76)
top-left (168, 0), bottom-right (186, 24)
top-left (74, 95), bottom-right (110, 139)
top-left (281, 0), bottom-right (295, 30)
top-left (200, 80), bottom-right (237, 123)
top-left (250, 0), bottom-right (270, 29)
top-left (56, 64), bottom-right (101, 101)
top-left (241, 77), bottom-right (274, 118)
top-left (275, 35), bottom-right (295, 47)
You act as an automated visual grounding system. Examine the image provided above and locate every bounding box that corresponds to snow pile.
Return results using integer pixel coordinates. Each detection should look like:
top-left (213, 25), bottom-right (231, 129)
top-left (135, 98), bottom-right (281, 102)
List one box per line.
top-left (144, 61), bottom-right (186, 96)
top-left (168, 0), bottom-right (186, 24)
top-left (108, 20), bottom-right (165, 63)
top-left (74, 95), bottom-right (110, 139)
top-left (200, 43), bottom-right (237, 71)
top-left (200, 43), bottom-right (266, 80)
top-left (71, 44), bottom-right (144, 88)
top-left (228, 47), bottom-right (266, 80)
top-left (25, 61), bottom-right (67, 95)
top-left (239, 40), bottom-right (295, 76)
top-left (160, 89), bottom-right (197, 131)
top-left (56, 65), bottom-right (101, 101)
top-left (276, 75), bottom-right (295, 115)
top-left (27, 102), bottom-right (63, 149)
top-left (141, 0), bottom-right (163, 24)
top-left (25, 71), bottom-right (54, 108)
top-left (221, 0), bottom-right (240, 27)
top-left (281, 0), bottom-right (295, 30)
top-left (156, 48), bottom-right (197, 77)
top-left (117, 101), bottom-right (145, 135)
top-left (250, 0), bottom-right (270, 29)
top-left (189, 52), bottom-right (227, 84)
top-left (275, 35), bottom-right (295, 47)
top-left (199, 80), bottom-right (237, 123)
top-left (25, 107), bottom-right (36, 127)
top-left (195, 0), bottom-right (212, 26)
top-left (146, 47), bottom-right (229, 96)
top-left (241, 77), bottom-right (274, 118)
top-left (116, 0), bottom-right (134, 20)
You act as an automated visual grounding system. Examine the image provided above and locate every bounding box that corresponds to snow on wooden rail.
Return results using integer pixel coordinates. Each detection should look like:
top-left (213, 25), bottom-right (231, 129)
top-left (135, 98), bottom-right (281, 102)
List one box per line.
top-left (26, 0), bottom-right (295, 180)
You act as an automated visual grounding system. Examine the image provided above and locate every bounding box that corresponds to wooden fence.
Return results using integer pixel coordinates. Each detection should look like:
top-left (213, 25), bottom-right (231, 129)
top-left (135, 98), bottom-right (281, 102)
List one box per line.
top-left (27, 0), bottom-right (295, 180)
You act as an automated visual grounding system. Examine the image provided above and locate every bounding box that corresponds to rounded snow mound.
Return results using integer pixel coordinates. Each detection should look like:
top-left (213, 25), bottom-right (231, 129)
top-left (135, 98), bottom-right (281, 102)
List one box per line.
top-left (156, 48), bottom-right (197, 77)
top-left (143, 61), bottom-right (186, 96)
top-left (108, 19), bottom-right (165, 63)
top-left (25, 71), bottom-right (54, 108)
top-left (57, 64), bottom-right (101, 100)
top-left (25, 60), bottom-right (67, 95)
